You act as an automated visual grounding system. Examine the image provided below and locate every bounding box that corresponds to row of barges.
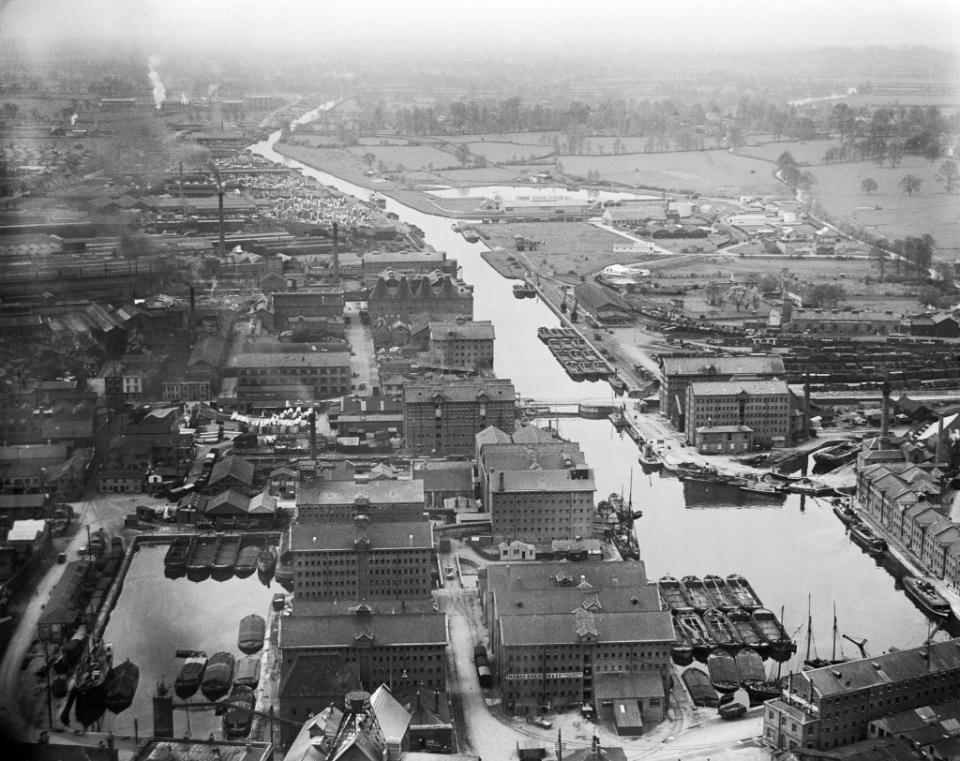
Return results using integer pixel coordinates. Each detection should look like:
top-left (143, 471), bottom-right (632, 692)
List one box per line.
top-left (537, 326), bottom-right (613, 382)
top-left (164, 535), bottom-right (277, 577)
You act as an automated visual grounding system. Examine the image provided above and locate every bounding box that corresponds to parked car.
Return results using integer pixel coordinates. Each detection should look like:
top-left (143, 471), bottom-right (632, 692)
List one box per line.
top-left (533, 717), bottom-right (553, 729)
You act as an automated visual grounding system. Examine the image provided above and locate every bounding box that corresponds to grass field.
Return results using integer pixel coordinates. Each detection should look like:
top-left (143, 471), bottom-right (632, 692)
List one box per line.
top-left (811, 155), bottom-right (960, 251)
top-left (561, 149), bottom-right (786, 196)
top-left (346, 144), bottom-right (458, 171)
top-left (466, 141), bottom-right (553, 163)
top-left (735, 139), bottom-right (842, 166)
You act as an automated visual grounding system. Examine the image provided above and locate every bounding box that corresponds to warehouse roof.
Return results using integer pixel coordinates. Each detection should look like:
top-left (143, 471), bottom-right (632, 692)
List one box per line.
top-left (290, 520), bottom-right (432, 551)
top-left (298, 479), bottom-right (424, 506)
top-left (660, 355), bottom-right (785, 377)
top-left (280, 611), bottom-right (447, 649)
top-left (499, 610), bottom-right (674, 646)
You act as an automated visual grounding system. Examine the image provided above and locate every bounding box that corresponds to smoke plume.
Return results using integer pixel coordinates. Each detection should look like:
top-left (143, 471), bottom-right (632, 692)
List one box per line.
top-left (70, 113), bottom-right (78, 126)
top-left (180, 92), bottom-right (189, 106)
top-left (147, 56), bottom-right (166, 110)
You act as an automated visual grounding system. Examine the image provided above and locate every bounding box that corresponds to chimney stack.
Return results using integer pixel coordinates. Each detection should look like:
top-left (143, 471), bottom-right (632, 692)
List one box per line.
top-left (880, 379), bottom-right (891, 441)
top-left (936, 415), bottom-right (946, 465)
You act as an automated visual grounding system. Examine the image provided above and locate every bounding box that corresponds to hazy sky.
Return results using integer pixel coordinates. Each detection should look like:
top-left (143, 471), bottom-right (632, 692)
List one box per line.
top-left (1, 0), bottom-right (959, 54)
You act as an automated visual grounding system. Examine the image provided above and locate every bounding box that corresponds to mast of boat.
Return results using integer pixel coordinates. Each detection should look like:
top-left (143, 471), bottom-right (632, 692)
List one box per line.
top-left (628, 469), bottom-right (633, 513)
top-left (805, 594), bottom-right (813, 663)
top-left (831, 603), bottom-right (841, 662)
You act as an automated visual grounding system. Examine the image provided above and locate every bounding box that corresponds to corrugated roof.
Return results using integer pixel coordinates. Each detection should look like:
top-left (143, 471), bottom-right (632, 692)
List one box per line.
top-left (369, 684), bottom-right (412, 742)
top-left (280, 611), bottom-right (447, 650)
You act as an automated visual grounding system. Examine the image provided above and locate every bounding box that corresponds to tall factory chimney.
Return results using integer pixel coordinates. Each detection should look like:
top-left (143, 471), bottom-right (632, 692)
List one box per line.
top-left (802, 373), bottom-right (811, 441)
top-left (880, 379), bottom-right (891, 442)
top-left (309, 408), bottom-right (317, 460)
top-left (188, 286), bottom-right (196, 334)
top-left (178, 161), bottom-right (185, 217)
top-left (936, 415), bottom-right (946, 465)
top-left (332, 221), bottom-right (339, 253)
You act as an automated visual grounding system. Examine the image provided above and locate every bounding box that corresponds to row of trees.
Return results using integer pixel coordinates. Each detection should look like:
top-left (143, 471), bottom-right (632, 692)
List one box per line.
top-left (858, 161), bottom-right (959, 196)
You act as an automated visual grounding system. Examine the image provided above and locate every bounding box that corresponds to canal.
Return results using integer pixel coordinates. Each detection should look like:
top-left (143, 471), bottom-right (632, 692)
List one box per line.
top-left (248, 120), bottom-right (947, 668)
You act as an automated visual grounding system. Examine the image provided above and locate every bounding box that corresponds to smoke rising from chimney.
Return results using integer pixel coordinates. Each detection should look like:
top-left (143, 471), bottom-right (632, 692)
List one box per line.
top-left (70, 113), bottom-right (78, 126)
top-left (148, 56), bottom-right (166, 109)
top-left (180, 92), bottom-right (189, 106)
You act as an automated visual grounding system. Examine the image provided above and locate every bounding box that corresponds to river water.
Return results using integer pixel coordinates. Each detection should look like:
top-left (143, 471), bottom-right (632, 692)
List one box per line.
top-left (248, 121), bottom-right (948, 664)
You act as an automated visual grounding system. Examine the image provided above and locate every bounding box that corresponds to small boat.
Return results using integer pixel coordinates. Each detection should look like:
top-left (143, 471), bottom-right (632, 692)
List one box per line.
top-left (813, 440), bottom-right (860, 470)
top-left (734, 648), bottom-right (766, 695)
top-left (681, 666), bottom-right (718, 707)
top-left (369, 192), bottom-right (386, 209)
top-left (803, 599), bottom-right (850, 670)
top-left (513, 283), bottom-right (526, 299)
top-left (680, 576), bottom-right (714, 613)
top-left (728, 610), bottom-right (768, 655)
top-left (718, 701), bottom-right (747, 720)
top-left (707, 649), bottom-right (740, 694)
top-left (462, 228), bottom-right (480, 243)
top-left (450, 221), bottom-right (463, 233)
top-left (235, 654), bottom-right (261, 689)
top-left (750, 608), bottom-right (796, 662)
top-left (223, 685), bottom-right (255, 739)
top-left (104, 659), bottom-right (139, 714)
top-left (725, 574), bottom-right (763, 611)
top-left (738, 479), bottom-right (787, 497)
top-left (670, 618), bottom-right (694, 666)
top-left (703, 575), bottom-right (739, 612)
top-left (214, 534), bottom-right (240, 572)
top-left (703, 608), bottom-right (742, 651)
top-left (164, 535), bottom-right (195, 572)
top-left (257, 546), bottom-right (277, 575)
top-left (234, 545), bottom-right (260, 577)
top-left (849, 522), bottom-right (887, 556)
top-left (638, 443), bottom-right (663, 472)
top-left (658, 575), bottom-right (694, 613)
top-left (238, 614), bottom-right (266, 655)
top-left (54, 625), bottom-right (87, 674)
top-left (675, 610), bottom-right (713, 662)
top-left (74, 639), bottom-right (113, 728)
top-left (187, 535), bottom-right (219, 573)
top-left (201, 651), bottom-right (235, 702)
top-left (832, 502), bottom-right (861, 527)
top-left (784, 478), bottom-right (834, 496)
top-left (902, 576), bottom-right (952, 619)
top-left (522, 281), bottom-right (537, 298)
top-left (175, 653), bottom-right (207, 699)
top-left (609, 375), bottom-right (627, 395)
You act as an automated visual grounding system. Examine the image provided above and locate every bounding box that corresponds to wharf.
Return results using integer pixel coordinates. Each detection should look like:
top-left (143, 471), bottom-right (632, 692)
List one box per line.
top-left (854, 504), bottom-right (960, 620)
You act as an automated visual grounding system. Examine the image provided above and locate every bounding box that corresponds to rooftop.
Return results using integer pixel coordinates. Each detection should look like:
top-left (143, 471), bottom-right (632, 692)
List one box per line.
top-left (280, 610), bottom-right (447, 650)
top-left (298, 479), bottom-right (424, 506)
top-left (660, 354), bottom-right (785, 377)
top-left (289, 520), bottom-right (432, 551)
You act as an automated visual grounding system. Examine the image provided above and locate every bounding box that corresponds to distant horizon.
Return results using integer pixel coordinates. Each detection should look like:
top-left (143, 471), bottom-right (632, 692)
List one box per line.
top-left (1, 0), bottom-right (959, 60)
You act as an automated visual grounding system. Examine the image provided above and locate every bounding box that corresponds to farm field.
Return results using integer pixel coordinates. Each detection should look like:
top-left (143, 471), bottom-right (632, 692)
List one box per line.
top-left (811, 155), bottom-right (960, 252)
top-left (561, 149), bottom-right (787, 196)
top-left (346, 144), bottom-right (458, 171)
top-left (466, 141), bottom-right (553, 163)
top-left (735, 139), bottom-right (842, 166)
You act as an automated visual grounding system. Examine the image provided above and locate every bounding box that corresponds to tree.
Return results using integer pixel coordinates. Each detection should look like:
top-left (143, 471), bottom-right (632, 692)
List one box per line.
top-left (704, 281), bottom-right (724, 307)
top-left (724, 284), bottom-right (748, 312)
top-left (899, 174), bottom-right (922, 196)
top-left (935, 160), bottom-right (959, 194)
top-left (887, 142), bottom-right (904, 167)
top-left (805, 283), bottom-right (845, 308)
top-left (776, 151), bottom-right (796, 171)
top-left (871, 246), bottom-right (888, 280)
top-left (797, 171), bottom-right (818, 191)
top-left (361, 152), bottom-right (376, 170)
top-left (860, 178), bottom-right (878, 194)
top-left (454, 143), bottom-right (470, 168)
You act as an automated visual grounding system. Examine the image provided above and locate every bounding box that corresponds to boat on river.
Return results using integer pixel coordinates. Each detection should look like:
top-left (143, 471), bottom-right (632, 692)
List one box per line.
top-left (703, 608), bottom-right (742, 651)
top-left (728, 610), bottom-right (768, 655)
top-left (175, 653), bottom-right (207, 699)
top-left (784, 478), bottom-right (835, 496)
top-left (187, 535), bottom-right (219, 573)
top-left (703, 575), bottom-right (739, 612)
top-left (214, 534), bottom-right (241, 571)
top-left (235, 654), bottom-right (261, 689)
top-left (750, 608), bottom-right (796, 661)
top-left (849, 522), bottom-right (887, 556)
top-left (725, 574), bottom-right (763, 611)
top-left (832, 502), bottom-right (861, 527)
top-left (738, 478), bottom-right (787, 498)
top-left (902, 576), bottom-right (952, 619)
top-left (164, 535), bottom-right (195, 573)
top-left (669, 617), bottom-right (694, 666)
top-left (658, 575), bottom-right (693, 613)
top-left (707, 649), bottom-right (739, 694)
top-left (680, 576), bottom-right (714, 613)
top-left (675, 610), bottom-right (713, 662)
top-left (638, 442), bottom-right (663, 472)
top-left (74, 638), bottom-right (113, 727)
top-left (681, 666), bottom-right (718, 707)
top-left (513, 283), bottom-right (526, 299)
top-left (234, 544), bottom-right (260, 577)
top-left (734, 648), bottom-right (767, 698)
top-left (462, 228), bottom-right (480, 243)
top-left (238, 613), bottom-right (266, 654)
top-left (201, 651), bottom-right (235, 702)
top-left (104, 659), bottom-right (139, 714)
top-left (521, 280), bottom-right (536, 298)
top-left (223, 685), bottom-right (255, 739)
top-left (813, 440), bottom-right (860, 470)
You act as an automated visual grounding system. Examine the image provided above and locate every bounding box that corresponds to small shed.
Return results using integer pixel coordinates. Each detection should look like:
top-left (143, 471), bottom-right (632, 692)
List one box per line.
top-left (612, 700), bottom-right (643, 736)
